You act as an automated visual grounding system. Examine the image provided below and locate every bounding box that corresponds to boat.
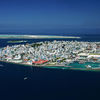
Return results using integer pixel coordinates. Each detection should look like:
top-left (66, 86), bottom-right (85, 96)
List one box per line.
top-left (24, 77), bottom-right (28, 80)
top-left (86, 65), bottom-right (92, 68)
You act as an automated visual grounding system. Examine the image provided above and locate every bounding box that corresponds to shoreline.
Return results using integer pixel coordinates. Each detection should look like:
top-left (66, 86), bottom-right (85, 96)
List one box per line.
top-left (0, 60), bottom-right (100, 72)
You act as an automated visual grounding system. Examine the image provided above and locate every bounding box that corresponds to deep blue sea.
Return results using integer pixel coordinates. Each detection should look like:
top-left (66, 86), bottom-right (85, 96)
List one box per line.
top-left (0, 33), bottom-right (100, 100)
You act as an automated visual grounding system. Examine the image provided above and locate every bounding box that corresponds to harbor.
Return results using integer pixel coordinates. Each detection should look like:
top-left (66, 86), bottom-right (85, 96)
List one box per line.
top-left (1, 56), bottom-right (100, 72)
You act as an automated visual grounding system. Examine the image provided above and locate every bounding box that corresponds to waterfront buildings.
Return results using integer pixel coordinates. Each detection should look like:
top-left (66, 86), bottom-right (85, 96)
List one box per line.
top-left (0, 41), bottom-right (100, 66)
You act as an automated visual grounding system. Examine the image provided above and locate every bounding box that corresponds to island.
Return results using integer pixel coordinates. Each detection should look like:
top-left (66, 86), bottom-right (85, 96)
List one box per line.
top-left (0, 35), bottom-right (80, 39)
top-left (0, 40), bottom-right (100, 71)
top-left (7, 40), bottom-right (27, 43)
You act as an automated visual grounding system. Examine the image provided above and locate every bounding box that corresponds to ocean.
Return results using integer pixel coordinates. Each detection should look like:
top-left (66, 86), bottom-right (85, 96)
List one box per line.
top-left (0, 33), bottom-right (100, 100)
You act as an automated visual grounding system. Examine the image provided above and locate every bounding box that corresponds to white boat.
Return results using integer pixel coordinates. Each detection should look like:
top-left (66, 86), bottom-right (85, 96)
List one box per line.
top-left (86, 65), bottom-right (92, 68)
top-left (24, 77), bottom-right (28, 80)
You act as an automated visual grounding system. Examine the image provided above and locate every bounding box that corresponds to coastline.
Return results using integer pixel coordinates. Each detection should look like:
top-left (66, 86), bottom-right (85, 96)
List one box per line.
top-left (0, 60), bottom-right (100, 72)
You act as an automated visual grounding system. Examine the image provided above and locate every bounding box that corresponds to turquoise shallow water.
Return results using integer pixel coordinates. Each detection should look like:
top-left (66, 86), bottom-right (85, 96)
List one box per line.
top-left (69, 61), bottom-right (100, 68)
top-left (42, 62), bottom-right (100, 70)
top-left (43, 66), bottom-right (68, 69)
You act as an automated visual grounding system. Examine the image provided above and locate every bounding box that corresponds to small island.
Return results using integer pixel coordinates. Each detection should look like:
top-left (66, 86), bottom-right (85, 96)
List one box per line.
top-left (0, 40), bottom-right (100, 71)
top-left (7, 40), bottom-right (27, 43)
top-left (0, 35), bottom-right (80, 39)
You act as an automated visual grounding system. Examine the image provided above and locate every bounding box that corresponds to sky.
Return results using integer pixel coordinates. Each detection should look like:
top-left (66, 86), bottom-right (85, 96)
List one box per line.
top-left (0, 0), bottom-right (100, 34)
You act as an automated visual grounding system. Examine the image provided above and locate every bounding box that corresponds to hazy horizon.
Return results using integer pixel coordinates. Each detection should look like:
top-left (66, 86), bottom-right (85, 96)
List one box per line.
top-left (0, 0), bottom-right (100, 34)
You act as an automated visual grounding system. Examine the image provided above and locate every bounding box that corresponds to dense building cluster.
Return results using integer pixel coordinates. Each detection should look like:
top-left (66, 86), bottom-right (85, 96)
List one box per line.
top-left (0, 41), bottom-right (100, 66)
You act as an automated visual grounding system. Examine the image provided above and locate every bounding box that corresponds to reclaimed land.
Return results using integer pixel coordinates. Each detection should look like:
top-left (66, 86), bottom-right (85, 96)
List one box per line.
top-left (0, 60), bottom-right (100, 72)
